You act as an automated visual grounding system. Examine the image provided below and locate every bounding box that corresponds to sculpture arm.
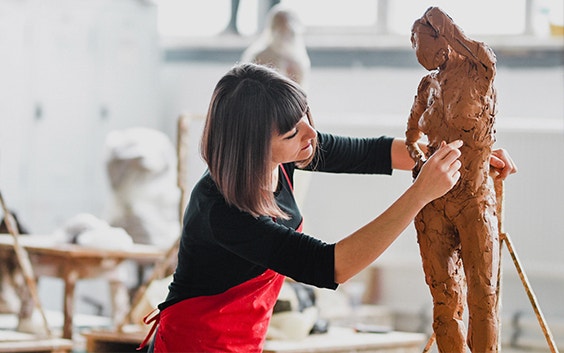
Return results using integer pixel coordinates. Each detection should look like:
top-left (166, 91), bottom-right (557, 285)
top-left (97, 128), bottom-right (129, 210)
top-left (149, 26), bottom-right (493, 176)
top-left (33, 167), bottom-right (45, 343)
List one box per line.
top-left (405, 76), bottom-right (431, 175)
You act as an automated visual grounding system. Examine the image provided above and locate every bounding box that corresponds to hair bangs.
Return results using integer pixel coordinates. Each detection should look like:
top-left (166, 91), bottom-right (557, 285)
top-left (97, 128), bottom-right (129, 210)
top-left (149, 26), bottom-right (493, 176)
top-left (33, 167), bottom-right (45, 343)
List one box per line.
top-left (271, 82), bottom-right (308, 135)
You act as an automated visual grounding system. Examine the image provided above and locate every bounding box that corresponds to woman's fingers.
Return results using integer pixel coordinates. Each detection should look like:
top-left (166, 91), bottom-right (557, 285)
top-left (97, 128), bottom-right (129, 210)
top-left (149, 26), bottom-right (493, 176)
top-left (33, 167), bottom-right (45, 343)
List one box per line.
top-left (434, 140), bottom-right (463, 162)
top-left (439, 141), bottom-right (462, 183)
top-left (427, 140), bottom-right (462, 176)
top-left (490, 148), bottom-right (518, 180)
top-left (414, 140), bottom-right (463, 203)
top-left (449, 159), bottom-right (462, 178)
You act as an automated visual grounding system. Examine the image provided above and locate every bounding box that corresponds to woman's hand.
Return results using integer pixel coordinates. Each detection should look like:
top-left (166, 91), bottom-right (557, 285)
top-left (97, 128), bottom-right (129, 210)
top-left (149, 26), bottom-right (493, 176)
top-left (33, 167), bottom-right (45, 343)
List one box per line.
top-left (490, 148), bottom-right (518, 180)
top-left (412, 140), bottom-right (462, 204)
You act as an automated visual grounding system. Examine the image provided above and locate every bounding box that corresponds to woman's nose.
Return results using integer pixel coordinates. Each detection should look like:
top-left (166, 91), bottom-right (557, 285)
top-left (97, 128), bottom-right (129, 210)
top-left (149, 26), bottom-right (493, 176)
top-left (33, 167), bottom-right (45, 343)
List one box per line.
top-left (303, 121), bottom-right (316, 139)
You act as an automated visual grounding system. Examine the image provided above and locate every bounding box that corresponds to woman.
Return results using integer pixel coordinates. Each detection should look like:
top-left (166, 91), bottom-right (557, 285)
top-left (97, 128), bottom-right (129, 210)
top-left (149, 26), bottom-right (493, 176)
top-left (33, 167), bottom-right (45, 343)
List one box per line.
top-left (145, 63), bottom-right (515, 352)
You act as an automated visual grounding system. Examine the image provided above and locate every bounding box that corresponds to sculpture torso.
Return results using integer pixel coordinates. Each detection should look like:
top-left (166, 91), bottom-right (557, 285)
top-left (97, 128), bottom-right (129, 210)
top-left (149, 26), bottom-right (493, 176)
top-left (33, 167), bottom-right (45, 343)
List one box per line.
top-left (419, 54), bottom-right (497, 196)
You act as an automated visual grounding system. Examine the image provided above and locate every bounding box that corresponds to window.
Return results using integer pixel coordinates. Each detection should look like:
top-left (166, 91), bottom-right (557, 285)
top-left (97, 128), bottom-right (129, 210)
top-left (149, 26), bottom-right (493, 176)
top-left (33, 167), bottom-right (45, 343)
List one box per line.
top-left (157, 0), bottom-right (559, 38)
top-left (386, 0), bottom-right (527, 35)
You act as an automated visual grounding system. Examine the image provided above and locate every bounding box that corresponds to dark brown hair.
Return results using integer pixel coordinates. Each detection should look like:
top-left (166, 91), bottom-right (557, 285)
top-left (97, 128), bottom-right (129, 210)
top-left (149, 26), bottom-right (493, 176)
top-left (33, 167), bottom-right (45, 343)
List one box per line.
top-left (201, 63), bottom-right (316, 219)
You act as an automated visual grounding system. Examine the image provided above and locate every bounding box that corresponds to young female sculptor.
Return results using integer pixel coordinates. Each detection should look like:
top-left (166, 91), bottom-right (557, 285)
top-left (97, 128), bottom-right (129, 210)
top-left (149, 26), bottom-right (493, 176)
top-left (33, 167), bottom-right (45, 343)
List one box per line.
top-left (144, 63), bottom-right (516, 353)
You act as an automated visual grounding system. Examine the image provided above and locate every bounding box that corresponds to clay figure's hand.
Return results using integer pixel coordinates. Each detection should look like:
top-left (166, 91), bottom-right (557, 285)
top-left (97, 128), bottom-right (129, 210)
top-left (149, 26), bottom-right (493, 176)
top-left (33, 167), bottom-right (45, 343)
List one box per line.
top-left (413, 140), bottom-right (463, 203)
top-left (490, 148), bottom-right (518, 180)
top-left (405, 140), bottom-right (427, 179)
top-left (412, 158), bottom-right (425, 179)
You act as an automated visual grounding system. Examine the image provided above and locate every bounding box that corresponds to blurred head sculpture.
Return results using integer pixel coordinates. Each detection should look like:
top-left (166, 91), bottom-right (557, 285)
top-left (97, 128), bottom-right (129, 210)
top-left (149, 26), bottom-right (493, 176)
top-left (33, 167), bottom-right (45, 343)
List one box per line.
top-left (105, 127), bottom-right (180, 248)
top-left (241, 4), bottom-right (311, 91)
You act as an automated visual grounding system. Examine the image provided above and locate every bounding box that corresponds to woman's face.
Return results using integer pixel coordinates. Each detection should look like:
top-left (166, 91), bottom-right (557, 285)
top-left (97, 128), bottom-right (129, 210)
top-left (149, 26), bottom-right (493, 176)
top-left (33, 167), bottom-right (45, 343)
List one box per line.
top-left (270, 115), bottom-right (316, 168)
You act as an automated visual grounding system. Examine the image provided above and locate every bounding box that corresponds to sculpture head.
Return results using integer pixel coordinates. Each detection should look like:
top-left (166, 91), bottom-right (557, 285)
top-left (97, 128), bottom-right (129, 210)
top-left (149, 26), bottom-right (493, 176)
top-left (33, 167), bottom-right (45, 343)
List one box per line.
top-left (267, 5), bottom-right (304, 43)
top-left (411, 17), bottom-right (449, 70)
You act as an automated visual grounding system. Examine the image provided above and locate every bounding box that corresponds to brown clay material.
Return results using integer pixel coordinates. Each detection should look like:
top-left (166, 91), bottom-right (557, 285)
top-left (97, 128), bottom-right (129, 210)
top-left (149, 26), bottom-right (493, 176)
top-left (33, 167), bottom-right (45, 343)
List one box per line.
top-left (405, 7), bottom-right (500, 353)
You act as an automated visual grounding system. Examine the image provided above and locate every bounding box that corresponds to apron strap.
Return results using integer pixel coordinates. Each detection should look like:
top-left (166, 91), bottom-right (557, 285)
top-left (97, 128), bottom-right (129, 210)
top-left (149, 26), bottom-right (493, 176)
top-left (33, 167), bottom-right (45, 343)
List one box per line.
top-left (279, 164), bottom-right (304, 232)
top-left (280, 164), bottom-right (293, 191)
top-left (137, 308), bottom-right (160, 350)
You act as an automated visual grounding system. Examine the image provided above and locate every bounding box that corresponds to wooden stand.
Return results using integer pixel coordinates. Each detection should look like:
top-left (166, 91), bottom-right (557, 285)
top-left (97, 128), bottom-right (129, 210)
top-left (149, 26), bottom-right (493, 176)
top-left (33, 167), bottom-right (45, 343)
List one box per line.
top-left (0, 192), bottom-right (74, 353)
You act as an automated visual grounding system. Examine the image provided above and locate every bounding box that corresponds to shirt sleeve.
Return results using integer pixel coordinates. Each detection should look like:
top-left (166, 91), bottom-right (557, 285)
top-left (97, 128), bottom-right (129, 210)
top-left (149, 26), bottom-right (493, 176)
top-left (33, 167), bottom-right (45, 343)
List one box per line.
top-left (210, 202), bottom-right (338, 290)
top-left (302, 131), bottom-right (394, 175)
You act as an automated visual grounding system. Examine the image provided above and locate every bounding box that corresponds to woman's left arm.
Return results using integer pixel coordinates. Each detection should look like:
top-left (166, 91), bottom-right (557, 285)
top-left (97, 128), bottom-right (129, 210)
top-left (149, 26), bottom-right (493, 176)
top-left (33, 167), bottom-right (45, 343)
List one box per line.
top-left (391, 138), bottom-right (428, 171)
top-left (303, 132), bottom-right (394, 175)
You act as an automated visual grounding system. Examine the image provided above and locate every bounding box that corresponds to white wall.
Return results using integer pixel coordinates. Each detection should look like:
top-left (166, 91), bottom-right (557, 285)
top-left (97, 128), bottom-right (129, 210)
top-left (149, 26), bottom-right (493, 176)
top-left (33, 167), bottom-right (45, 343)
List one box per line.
top-left (0, 0), bottom-right (161, 232)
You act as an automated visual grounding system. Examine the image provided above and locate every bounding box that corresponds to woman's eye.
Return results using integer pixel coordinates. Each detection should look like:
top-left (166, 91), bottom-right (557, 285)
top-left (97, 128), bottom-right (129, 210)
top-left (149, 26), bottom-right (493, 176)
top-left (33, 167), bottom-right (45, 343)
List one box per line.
top-left (285, 129), bottom-right (299, 139)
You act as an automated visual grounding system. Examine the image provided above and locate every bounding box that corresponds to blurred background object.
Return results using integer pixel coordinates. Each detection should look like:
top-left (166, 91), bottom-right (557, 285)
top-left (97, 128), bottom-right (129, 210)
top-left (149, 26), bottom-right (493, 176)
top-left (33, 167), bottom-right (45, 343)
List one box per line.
top-left (241, 3), bottom-right (311, 91)
top-left (104, 127), bottom-right (180, 249)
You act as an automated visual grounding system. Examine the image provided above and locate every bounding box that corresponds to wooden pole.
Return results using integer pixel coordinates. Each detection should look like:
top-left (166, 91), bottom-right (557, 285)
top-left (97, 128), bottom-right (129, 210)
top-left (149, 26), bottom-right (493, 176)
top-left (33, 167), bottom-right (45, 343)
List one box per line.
top-left (177, 114), bottom-right (191, 224)
top-left (422, 332), bottom-right (435, 353)
top-left (0, 191), bottom-right (52, 337)
top-left (494, 177), bottom-right (558, 353)
top-left (494, 176), bottom-right (505, 353)
top-left (116, 237), bottom-right (180, 332)
top-left (501, 231), bottom-right (559, 353)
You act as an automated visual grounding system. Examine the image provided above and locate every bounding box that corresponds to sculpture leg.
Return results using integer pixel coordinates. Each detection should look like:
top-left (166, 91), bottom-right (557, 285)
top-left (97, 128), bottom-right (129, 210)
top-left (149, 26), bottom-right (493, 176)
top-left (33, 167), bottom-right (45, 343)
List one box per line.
top-left (458, 199), bottom-right (500, 353)
top-left (415, 202), bottom-right (467, 353)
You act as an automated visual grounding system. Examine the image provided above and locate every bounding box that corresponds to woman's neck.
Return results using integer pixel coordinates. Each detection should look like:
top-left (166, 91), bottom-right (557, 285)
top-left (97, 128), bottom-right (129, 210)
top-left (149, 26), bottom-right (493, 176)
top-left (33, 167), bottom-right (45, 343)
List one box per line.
top-left (270, 166), bottom-right (280, 192)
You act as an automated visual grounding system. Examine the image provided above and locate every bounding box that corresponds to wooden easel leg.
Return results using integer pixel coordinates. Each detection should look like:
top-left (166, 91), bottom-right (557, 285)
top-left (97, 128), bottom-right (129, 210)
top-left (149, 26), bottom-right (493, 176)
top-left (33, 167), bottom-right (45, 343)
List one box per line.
top-left (501, 232), bottom-right (559, 353)
top-left (0, 191), bottom-right (52, 338)
top-left (495, 178), bottom-right (558, 353)
top-left (116, 237), bottom-right (179, 332)
top-left (422, 333), bottom-right (435, 353)
top-left (494, 176), bottom-right (504, 353)
top-left (495, 238), bottom-right (503, 353)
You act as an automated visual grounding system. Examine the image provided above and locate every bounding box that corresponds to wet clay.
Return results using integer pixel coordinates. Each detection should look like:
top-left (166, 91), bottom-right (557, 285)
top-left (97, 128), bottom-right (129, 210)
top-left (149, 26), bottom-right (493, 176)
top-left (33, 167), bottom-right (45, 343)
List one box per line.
top-left (405, 7), bottom-right (500, 353)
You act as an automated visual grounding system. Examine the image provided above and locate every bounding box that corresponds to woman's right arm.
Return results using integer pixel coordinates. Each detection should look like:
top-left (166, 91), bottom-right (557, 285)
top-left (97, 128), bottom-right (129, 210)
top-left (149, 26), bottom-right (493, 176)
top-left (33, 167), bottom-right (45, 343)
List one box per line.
top-left (333, 140), bottom-right (462, 283)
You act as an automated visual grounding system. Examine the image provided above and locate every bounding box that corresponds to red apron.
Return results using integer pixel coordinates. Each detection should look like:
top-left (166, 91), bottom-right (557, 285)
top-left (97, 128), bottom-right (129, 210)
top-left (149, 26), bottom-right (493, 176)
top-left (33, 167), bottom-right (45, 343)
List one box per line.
top-left (140, 165), bottom-right (301, 352)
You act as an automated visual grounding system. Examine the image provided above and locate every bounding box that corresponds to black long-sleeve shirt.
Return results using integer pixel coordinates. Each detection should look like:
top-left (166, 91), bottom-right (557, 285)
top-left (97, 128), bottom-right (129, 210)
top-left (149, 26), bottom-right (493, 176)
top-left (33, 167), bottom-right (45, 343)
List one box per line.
top-left (159, 132), bottom-right (393, 310)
